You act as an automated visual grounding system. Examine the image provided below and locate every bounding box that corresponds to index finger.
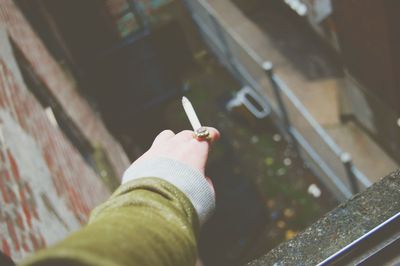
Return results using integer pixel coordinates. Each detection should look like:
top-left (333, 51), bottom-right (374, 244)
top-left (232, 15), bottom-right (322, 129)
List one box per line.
top-left (188, 127), bottom-right (220, 172)
top-left (172, 127), bottom-right (220, 144)
top-left (205, 127), bottom-right (220, 144)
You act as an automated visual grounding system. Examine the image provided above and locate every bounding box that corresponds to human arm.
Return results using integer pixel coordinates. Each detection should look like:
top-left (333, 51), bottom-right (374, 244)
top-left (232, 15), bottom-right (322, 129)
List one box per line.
top-left (20, 128), bottom-right (220, 266)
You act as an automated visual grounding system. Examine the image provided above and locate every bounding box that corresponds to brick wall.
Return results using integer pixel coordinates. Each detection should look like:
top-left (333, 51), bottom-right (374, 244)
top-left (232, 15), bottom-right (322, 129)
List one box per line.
top-left (0, 0), bottom-right (131, 262)
top-left (0, 0), bottom-right (130, 178)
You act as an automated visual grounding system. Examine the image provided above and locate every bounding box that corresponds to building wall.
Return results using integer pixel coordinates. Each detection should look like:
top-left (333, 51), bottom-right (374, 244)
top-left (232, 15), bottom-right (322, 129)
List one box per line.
top-left (0, 0), bottom-right (130, 262)
top-left (0, 0), bottom-right (130, 178)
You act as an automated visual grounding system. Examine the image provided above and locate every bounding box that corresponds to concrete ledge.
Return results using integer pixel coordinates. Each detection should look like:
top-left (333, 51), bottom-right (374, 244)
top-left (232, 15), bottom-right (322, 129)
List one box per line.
top-left (247, 169), bottom-right (400, 265)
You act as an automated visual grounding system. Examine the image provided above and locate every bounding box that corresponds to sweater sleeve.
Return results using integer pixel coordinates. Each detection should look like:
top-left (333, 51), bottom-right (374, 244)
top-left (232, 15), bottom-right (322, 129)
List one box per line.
top-left (20, 178), bottom-right (202, 266)
top-left (122, 157), bottom-right (215, 225)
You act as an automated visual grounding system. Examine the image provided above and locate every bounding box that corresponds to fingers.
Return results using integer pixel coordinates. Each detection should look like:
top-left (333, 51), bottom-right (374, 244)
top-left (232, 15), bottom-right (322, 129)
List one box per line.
top-left (153, 127), bottom-right (220, 147)
top-left (187, 127), bottom-right (220, 172)
top-left (152, 130), bottom-right (175, 146)
top-left (174, 130), bottom-right (196, 142)
top-left (205, 127), bottom-right (220, 144)
top-left (172, 127), bottom-right (220, 145)
top-left (141, 127), bottom-right (220, 176)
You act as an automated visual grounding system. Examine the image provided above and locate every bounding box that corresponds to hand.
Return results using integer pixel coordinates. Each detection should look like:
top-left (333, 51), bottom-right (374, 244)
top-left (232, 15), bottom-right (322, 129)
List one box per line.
top-left (136, 127), bottom-right (220, 174)
top-left (134, 127), bottom-right (220, 189)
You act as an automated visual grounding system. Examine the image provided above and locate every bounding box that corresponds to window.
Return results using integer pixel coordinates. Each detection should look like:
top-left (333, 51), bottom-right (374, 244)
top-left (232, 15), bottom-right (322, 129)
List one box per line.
top-left (103, 0), bottom-right (146, 39)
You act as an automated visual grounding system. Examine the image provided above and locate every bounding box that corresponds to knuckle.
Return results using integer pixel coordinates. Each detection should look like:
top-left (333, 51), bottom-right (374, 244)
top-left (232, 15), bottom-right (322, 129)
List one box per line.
top-left (153, 130), bottom-right (175, 145)
top-left (160, 129), bottom-right (174, 135)
top-left (176, 130), bottom-right (195, 139)
top-left (190, 138), bottom-right (209, 149)
top-left (181, 130), bottom-right (194, 135)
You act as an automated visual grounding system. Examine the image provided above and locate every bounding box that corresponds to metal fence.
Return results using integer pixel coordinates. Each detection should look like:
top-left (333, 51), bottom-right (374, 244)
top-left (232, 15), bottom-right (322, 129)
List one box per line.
top-left (183, 0), bottom-right (372, 201)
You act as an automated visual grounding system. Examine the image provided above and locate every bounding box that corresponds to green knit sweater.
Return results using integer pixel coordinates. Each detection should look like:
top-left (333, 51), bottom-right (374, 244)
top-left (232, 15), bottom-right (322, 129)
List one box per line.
top-left (21, 178), bottom-right (200, 266)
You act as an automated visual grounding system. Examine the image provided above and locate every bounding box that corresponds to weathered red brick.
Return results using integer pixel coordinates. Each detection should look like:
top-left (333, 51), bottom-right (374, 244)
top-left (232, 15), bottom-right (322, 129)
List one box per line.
top-left (38, 234), bottom-right (46, 248)
top-left (22, 242), bottom-right (29, 252)
top-left (6, 185), bottom-right (17, 204)
top-left (21, 201), bottom-right (32, 229)
top-left (6, 217), bottom-right (20, 251)
top-left (15, 212), bottom-right (24, 230)
top-left (7, 149), bottom-right (20, 182)
top-left (0, 175), bottom-right (10, 203)
top-left (4, 169), bottom-right (11, 181)
top-left (0, 0), bottom-right (129, 261)
top-left (1, 239), bottom-right (11, 257)
top-left (29, 233), bottom-right (39, 251)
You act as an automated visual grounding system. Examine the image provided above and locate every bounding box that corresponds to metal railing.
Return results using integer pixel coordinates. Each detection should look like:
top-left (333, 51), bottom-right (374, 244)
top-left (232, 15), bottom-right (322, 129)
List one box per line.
top-left (183, 0), bottom-right (372, 200)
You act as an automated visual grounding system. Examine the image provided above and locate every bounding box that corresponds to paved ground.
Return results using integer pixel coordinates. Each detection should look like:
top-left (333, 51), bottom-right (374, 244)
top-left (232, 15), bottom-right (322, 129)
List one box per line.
top-left (163, 54), bottom-right (337, 265)
top-left (208, 0), bottom-right (398, 189)
top-left (112, 1), bottom-right (397, 264)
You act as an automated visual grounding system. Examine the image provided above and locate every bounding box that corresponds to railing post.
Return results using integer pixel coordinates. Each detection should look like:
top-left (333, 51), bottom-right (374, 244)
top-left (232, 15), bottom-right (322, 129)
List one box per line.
top-left (341, 152), bottom-right (359, 195)
top-left (207, 14), bottom-right (239, 75)
top-left (262, 62), bottom-right (299, 152)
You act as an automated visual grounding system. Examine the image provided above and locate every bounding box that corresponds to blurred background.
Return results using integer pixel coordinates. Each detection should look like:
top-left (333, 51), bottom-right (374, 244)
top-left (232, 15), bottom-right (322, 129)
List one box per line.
top-left (0, 0), bottom-right (398, 265)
